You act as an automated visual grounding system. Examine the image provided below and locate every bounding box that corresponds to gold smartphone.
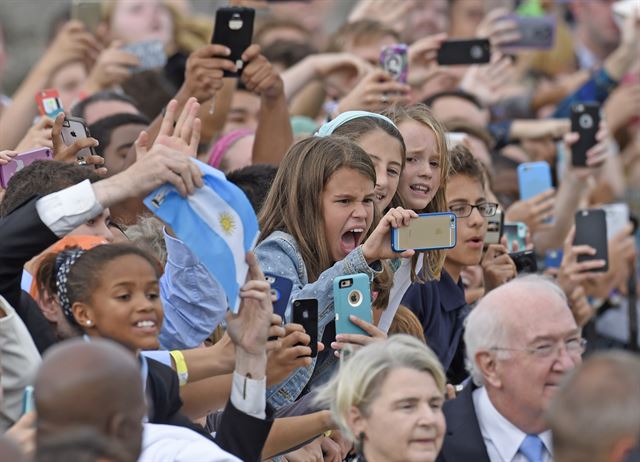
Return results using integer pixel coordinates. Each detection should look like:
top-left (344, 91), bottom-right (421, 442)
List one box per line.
top-left (391, 212), bottom-right (457, 251)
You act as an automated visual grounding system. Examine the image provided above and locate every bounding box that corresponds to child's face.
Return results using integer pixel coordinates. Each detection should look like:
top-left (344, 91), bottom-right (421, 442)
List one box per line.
top-left (445, 175), bottom-right (488, 268)
top-left (356, 129), bottom-right (403, 211)
top-left (84, 254), bottom-right (163, 352)
top-left (321, 167), bottom-right (375, 262)
top-left (397, 119), bottom-right (442, 211)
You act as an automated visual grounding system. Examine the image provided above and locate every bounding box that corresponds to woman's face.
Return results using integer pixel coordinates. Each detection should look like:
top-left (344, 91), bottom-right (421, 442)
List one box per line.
top-left (80, 254), bottom-right (163, 351)
top-left (321, 167), bottom-right (375, 262)
top-left (397, 119), bottom-right (442, 211)
top-left (356, 129), bottom-right (403, 212)
top-left (110, 0), bottom-right (174, 47)
top-left (351, 367), bottom-right (446, 462)
top-left (50, 61), bottom-right (87, 110)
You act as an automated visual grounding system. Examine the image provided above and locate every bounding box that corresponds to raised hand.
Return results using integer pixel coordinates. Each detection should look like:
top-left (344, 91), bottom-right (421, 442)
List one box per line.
top-left (181, 44), bottom-right (237, 102)
top-left (38, 21), bottom-right (101, 76)
top-left (241, 44), bottom-right (284, 100)
top-left (15, 117), bottom-right (54, 152)
top-left (505, 188), bottom-right (556, 234)
top-left (83, 41), bottom-right (139, 94)
top-left (481, 238), bottom-right (516, 292)
top-left (266, 323), bottom-right (325, 386)
top-left (362, 207), bottom-right (417, 262)
top-left (336, 69), bottom-right (411, 114)
top-left (407, 33), bottom-right (447, 88)
top-left (331, 315), bottom-right (386, 358)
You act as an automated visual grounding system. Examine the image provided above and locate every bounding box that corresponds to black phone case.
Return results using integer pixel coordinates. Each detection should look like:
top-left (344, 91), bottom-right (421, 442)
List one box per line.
top-left (574, 209), bottom-right (609, 272)
top-left (570, 103), bottom-right (600, 167)
top-left (437, 39), bottom-right (491, 65)
top-left (292, 299), bottom-right (318, 357)
top-left (508, 250), bottom-right (538, 273)
top-left (211, 7), bottom-right (255, 77)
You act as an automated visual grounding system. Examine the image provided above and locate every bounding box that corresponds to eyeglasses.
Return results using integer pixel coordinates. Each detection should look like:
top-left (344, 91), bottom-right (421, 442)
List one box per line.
top-left (491, 338), bottom-right (587, 360)
top-left (449, 202), bottom-right (498, 218)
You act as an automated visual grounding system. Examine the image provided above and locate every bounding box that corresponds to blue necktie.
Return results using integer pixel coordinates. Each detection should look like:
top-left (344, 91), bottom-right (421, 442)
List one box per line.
top-left (519, 434), bottom-right (544, 462)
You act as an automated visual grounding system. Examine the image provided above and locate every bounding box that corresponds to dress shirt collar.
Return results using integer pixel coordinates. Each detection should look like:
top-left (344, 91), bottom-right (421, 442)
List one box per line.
top-left (473, 386), bottom-right (552, 461)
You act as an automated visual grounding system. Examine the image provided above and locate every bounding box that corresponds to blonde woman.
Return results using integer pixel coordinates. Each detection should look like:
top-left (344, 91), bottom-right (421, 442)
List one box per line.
top-left (316, 334), bottom-right (447, 462)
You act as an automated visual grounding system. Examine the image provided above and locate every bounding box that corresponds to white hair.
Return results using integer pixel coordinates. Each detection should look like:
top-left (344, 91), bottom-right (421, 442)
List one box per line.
top-left (464, 274), bottom-right (568, 385)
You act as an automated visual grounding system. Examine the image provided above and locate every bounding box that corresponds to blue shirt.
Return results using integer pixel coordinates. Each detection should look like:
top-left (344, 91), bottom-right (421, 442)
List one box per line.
top-left (402, 269), bottom-right (470, 380)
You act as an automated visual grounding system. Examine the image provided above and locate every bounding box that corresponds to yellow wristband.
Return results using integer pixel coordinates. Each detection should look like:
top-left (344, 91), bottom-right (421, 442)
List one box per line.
top-left (170, 350), bottom-right (189, 386)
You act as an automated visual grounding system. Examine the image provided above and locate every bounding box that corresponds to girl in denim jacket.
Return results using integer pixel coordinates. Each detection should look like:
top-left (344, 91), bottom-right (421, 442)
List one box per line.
top-left (255, 135), bottom-right (416, 408)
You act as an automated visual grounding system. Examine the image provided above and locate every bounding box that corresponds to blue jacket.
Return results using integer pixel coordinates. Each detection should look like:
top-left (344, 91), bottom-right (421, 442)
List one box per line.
top-left (255, 231), bottom-right (381, 409)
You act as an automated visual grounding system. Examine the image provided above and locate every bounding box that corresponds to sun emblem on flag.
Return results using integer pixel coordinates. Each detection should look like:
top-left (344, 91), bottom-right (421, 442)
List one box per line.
top-left (219, 212), bottom-right (236, 235)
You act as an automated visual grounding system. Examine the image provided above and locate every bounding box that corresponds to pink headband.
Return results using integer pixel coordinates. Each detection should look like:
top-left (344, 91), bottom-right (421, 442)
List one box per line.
top-left (208, 129), bottom-right (254, 169)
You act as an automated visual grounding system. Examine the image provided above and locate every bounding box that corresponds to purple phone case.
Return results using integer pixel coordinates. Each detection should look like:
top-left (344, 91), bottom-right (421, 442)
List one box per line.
top-left (0, 147), bottom-right (53, 188)
top-left (501, 14), bottom-right (556, 49)
top-left (380, 44), bottom-right (408, 83)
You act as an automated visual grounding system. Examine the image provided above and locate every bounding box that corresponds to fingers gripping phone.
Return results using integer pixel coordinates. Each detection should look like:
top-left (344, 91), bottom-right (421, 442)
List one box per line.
top-left (0, 147), bottom-right (53, 189)
top-left (292, 299), bottom-right (318, 357)
top-left (391, 212), bottom-right (457, 252)
top-left (211, 7), bottom-right (255, 77)
top-left (61, 116), bottom-right (96, 160)
top-left (380, 44), bottom-right (408, 83)
top-left (574, 209), bottom-right (609, 272)
top-left (485, 209), bottom-right (504, 245)
top-left (436, 39), bottom-right (491, 65)
top-left (333, 274), bottom-right (372, 337)
top-left (264, 273), bottom-right (293, 321)
top-left (570, 103), bottom-right (601, 167)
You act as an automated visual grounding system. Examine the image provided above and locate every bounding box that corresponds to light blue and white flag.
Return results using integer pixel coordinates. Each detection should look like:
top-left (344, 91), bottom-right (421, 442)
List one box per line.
top-left (144, 159), bottom-right (259, 312)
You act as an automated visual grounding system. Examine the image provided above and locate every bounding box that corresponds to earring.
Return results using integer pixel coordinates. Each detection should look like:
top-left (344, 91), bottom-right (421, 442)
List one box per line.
top-left (86, 320), bottom-right (92, 326)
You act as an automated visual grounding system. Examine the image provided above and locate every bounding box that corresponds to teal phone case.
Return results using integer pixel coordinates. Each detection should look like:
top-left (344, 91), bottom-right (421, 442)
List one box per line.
top-left (333, 273), bottom-right (372, 336)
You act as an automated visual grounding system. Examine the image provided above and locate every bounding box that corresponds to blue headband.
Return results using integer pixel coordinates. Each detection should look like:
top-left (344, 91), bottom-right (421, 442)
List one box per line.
top-left (315, 111), bottom-right (398, 137)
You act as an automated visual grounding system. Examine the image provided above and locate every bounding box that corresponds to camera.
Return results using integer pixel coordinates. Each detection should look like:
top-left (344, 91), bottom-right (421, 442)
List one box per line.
top-left (509, 250), bottom-right (538, 274)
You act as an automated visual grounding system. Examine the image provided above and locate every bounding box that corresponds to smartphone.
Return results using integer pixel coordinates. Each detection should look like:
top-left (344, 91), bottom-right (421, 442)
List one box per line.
top-left (570, 102), bottom-right (601, 167)
top-left (574, 209), bottom-right (609, 272)
top-left (22, 385), bottom-right (35, 415)
top-left (211, 7), bottom-right (255, 77)
top-left (544, 249), bottom-right (563, 269)
top-left (509, 249), bottom-right (538, 273)
top-left (501, 14), bottom-right (556, 49)
top-left (503, 222), bottom-right (527, 252)
top-left (380, 44), bottom-right (408, 83)
top-left (292, 299), bottom-right (318, 357)
top-left (436, 39), bottom-right (491, 65)
top-left (485, 209), bottom-right (504, 245)
top-left (0, 147), bottom-right (53, 189)
top-left (35, 89), bottom-right (64, 118)
top-left (391, 212), bottom-right (457, 252)
top-left (71, 0), bottom-right (102, 34)
top-left (264, 273), bottom-right (293, 320)
top-left (121, 40), bottom-right (167, 72)
top-left (333, 274), bottom-right (372, 337)
top-left (601, 203), bottom-right (630, 240)
top-left (61, 116), bottom-right (96, 160)
top-left (517, 161), bottom-right (553, 201)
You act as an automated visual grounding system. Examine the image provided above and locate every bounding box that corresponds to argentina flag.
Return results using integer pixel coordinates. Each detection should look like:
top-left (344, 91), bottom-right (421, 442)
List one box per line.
top-left (144, 159), bottom-right (259, 312)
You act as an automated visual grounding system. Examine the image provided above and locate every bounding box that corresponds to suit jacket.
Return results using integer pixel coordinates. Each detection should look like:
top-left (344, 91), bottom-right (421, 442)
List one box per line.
top-left (0, 197), bottom-right (59, 353)
top-left (147, 359), bottom-right (274, 462)
top-left (437, 384), bottom-right (491, 462)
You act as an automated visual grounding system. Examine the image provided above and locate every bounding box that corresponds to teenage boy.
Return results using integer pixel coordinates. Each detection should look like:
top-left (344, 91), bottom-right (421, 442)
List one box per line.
top-left (402, 145), bottom-right (516, 382)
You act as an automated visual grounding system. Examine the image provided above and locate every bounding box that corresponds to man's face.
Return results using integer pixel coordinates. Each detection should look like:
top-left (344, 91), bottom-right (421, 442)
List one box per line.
top-left (574, 0), bottom-right (620, 51)
top-left (83, 100), bottom-right (139, 125)
top-left (102, 123), bottom-right (145, 176)
top-left (493, 292), bottom-right (582, 422)
top-left (448, 0), bottom-right (486, 38)
top-left (224, 90), bottom-right (260, 133)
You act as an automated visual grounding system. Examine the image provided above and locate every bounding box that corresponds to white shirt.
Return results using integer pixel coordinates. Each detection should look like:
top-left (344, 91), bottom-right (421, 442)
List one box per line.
top-left (36, 180), bottom-right (268, 420)
top-left (378, 254), bottom-right (423, 332)
top-left (140, 423), bottom-right (241, 462)
top-left (473, 387), bottom-right (553, 462)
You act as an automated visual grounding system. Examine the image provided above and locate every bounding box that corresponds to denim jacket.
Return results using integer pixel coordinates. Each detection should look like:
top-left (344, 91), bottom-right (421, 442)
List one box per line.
top-left (255, 231), bottom-right (381, 409)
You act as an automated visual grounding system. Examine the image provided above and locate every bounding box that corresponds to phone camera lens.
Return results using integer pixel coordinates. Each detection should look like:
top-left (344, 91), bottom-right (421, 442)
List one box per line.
top-left (348, 290), bottom-right (362, 307)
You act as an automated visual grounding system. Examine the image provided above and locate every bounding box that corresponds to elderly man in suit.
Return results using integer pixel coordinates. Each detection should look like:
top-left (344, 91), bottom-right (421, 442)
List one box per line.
top-left (438, 275), bottom-right (584, 462)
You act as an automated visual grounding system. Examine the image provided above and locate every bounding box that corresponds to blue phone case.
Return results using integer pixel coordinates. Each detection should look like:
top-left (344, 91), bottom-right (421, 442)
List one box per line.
top-left (544, 249), bottom-right (563, 269)
top-left (22, 385), bottom-right (34, 415)
top-left (264, 273), bottom-right (293, 321)
top-left (390, 212), bottom-right (457, 252)
top-left (333, 274), bottom-right (372, 336)
top-left (518, 162), bottom-right (552, 201)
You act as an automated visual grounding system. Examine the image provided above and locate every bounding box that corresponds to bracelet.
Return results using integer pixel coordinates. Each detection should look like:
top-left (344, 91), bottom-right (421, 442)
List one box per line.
top-left (170, 350), bottom-right (189, 386)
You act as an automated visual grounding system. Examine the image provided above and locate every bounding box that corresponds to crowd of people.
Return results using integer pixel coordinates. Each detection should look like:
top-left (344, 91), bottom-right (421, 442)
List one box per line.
top-left (0, 0), bottom-right (639, 461)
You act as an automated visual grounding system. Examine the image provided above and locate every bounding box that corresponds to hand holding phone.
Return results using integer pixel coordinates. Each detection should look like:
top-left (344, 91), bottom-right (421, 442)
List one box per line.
top-left (0, 147), bottom-right (53, 189)
top-left (500, 14), bottom-right (556, 49)
top-left (333, 274), bottom-right (372, 336)
top-left (211, 7), bottom-right (255, 77)
top-left (380, 44), bottom-right (408, 83)
top-left (60, 116), bottom-right (97, 160)
top-left (264, 273), bottom-right (293, 321)
top-left (570, 103), bottom-right (600, 167)
top-left (574, 209), bottom-right (609, 272)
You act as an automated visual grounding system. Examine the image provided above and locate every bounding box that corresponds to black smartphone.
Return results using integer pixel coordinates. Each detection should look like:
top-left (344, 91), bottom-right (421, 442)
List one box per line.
top-left (436, 39), bottom-right (491, 65)
top-left (574, 209), bottom-right (609, 272)
top-left (292, 298), bottom-right (318, 358)
top-left (570, 102), bottom-right (600, 167)
top-left (509, 250), bottom-right (538, 273)
top-left (211, 7), bottom-right (255, 77)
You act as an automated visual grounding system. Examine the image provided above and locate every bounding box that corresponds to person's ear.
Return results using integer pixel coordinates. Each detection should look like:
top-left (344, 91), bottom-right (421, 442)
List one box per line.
top-left (346, 405), bottom-right (368, 439)
top-left (476, 351), bottom-right (502, 388)
top-left (72, 302), bottom-right (96, 329)
top-left (38, 291), bottom-right (62, 323)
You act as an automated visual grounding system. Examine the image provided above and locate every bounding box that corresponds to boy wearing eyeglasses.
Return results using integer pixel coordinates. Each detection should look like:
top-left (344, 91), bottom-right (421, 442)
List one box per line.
top-left (402, 145), bottom-right (516, 383)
